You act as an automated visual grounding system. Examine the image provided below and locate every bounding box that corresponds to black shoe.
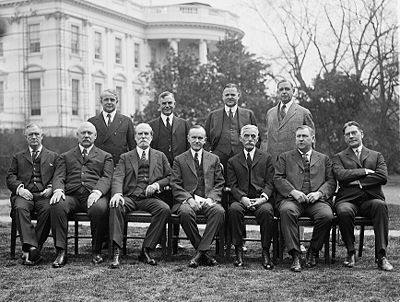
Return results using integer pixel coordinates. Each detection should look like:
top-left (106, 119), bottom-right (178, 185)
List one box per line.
top-left (189, 251), bottom-right (203, 268)
top-left (92, 252), bottom-right (104, 265)
top-left (262, 249), bottom-right (273, 270)
top-left (110, 245), bottom-right (121, 269)
top-left (290, 252), bottom-right (301, 272)
top-left (344, 252), bottom-right (355, 268)
top-left (52, 248), bottom-right (67, 268)
top-left (23, 247), bottom-right (43, 266)
top-left (233, 246), bottom-right (244, 267)
top-left (203, 252), bottom-right (218, 266)
top-left (377, 256), bottom-right (393, 271)
top-left (138, 247), bottom-right (157, 266)
top-left (305, 247), bottom-right (317, 268)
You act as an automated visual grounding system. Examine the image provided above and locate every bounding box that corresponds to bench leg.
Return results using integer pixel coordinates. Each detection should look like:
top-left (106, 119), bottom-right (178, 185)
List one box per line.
top-left (358, 225), bottom-right (365, 257)
top-left (74, 219), bottom-right (79, 255)
top-left (167, 221), bottom-right (173, 261)
top-left (11, 215), bottom-right (17, 259)
top-left (331, 224), bottom-right (337, 264)
top-left (123, 221), bottom-right (128, 256)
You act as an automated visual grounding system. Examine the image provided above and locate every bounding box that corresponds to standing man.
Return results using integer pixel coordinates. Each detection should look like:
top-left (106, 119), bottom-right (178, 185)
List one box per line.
top-left (171, 125), bottom-right (225, 268)
top-left (7, 123), bottom-right (58, 265)
top-left (50, 122), bottom-right (113, 268)
top-left (205, 83), bottom-right (259, 172)
top-left (88, 88), bottom-right (135, 166)
top-left (274, 126), bottom-right (335, 272)
top-left (109, 123), bottom-right (171, 268)
top-left (265, 79), bottom-right (314, 165)
top-left (227, 125), bottom-right (275, 269)
top-left (333, 121), bottom-right (393, 271)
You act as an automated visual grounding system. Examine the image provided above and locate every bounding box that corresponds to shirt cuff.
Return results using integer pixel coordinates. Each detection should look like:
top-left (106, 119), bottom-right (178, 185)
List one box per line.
top-left (92, 189), bottom-right (102, 197)
top-left (260, 193), bottom-right (269, 201)
top-left (16, 184), bottom-right (24, 195)
top-left (153, 182), bottom-right (160, 192)
top-left (53, 189), bottom-right (64, 194)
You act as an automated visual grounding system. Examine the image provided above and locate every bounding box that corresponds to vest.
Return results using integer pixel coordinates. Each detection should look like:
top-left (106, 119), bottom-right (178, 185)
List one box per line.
top-left (215, 112), bottom-right (241, 155)
top-left (132, 157), bottom-right (150, 198)
top-left (27, 152), bottom-right (44, 192)
top-left (194, 156), bottom-right (205, 198)
top-left (301, 155), bottom-right (311, 194)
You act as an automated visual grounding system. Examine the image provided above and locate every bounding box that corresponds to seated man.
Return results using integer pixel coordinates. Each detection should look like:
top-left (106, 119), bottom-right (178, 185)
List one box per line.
top-left (274, 125), bottom-right (335, 272)
top-left (6, 123), bottom-right (58, 265)
top-left (227, 125), bottom-right (275, 269)
top-left (333, 121), bottom-right (393, 271)
top-left (50, 122), bottom-right (113, 268)
top-left (171, 125), bottom-right (225, 268)
top-left (109, 123), bottom-right (171, 268)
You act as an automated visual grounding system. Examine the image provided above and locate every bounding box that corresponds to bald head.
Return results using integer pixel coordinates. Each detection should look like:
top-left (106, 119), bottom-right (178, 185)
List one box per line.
top-left (78, 122), bottom-right (97, 148)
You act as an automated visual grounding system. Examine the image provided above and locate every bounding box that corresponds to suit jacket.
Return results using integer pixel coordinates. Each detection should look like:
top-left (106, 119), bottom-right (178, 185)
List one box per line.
top-left (332, 146), bottom-right (387, 203)
top-left (111, 148), bottom-right (171, 197)
top-left (7, 147), bottom-right (58, 197)
top-left (148, 116), bottom-right (190, 162)
top-left (171, 149), bottom-right (225, 212)
top-left (265, 102), bottom-right (314, 162)
top-left (52, 146), bottom-right (114, 196)
top-left (205, 107), bottom-right (260, 151)
top-left (227, 148), bottom-right (275, 204)
top-left (274, 149), bottom-right (336, 206)
top-left (88, 112), bottom-right (135, 165)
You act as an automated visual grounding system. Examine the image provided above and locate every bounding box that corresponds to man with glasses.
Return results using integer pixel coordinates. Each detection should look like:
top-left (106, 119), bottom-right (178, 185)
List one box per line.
top-left (171, 125), bottom-right (225, 268)
top-left (333, 121), bottom-right (393, 271)
top-left (7, 123), bottom-right (58, 265)
top-left (88, 89), bottom-right (135, 166)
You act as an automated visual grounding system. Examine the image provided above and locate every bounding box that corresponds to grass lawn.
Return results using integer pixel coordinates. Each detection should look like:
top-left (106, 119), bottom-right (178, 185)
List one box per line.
top-left (1, 221), bottom-right (399, 302)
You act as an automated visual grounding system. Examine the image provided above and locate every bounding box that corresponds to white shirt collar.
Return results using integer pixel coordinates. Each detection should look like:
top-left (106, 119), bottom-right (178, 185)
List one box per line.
top-left (298, 149), bottom-right (312, 160)
top-left (161, 113), bottom-right (174, 126)
top-left (102, 110), bottom-right (117, 123)
top-left (243, 148), bottom-right (256, 160)
top-left (29, 145), bottom-right (43, 154)
top-left (225, 105), bottom-right (238, 117)
top-left (79, 144), bottom-right (94, 154)
top-left (280, 99), bottom-right (294, 113)
top-left (136, 146), bottom-right (150, 160)
top-left (352, 144), bottom-right (363, 155)
top-left (190, 148), bottom-right (203, 164)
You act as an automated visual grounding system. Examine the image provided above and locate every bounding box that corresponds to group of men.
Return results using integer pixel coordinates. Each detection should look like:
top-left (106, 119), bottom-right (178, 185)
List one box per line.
top-left (7, 80), bottom-right (393, 272)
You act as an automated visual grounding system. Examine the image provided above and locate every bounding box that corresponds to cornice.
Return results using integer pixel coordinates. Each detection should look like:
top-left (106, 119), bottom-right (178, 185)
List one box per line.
top-left (146, 22), bottom-right (244, 37)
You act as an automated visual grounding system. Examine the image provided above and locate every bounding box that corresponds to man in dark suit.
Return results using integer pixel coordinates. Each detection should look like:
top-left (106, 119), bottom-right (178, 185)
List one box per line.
top-left (50, 122), bottom-right (114, 268)
top-left (205, 83), bottom-right (259, 172)
top-left (227, 125), bottom-right (275, 269)
top-left (333, 121), bottom-right (393, 271)
top-left (6, 123), bottom-right (58, 265)
top-left (171, 125), bottom-right (225, 268)
top-left (108, 123), bottom-right (171, 268)
top-left (274, 125), bottom-right (335, 272)
top-left (265, 79), bottom-right (314, 165)
top-left (88, 88), bottom-right (135, 166)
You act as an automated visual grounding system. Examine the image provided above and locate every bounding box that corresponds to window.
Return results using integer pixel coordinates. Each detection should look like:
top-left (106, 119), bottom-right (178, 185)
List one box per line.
top-left (115, 37), bottom-right (122, 64)
top-left (94, 32), bottom-right (102, 59)
top-left (95, 83), bottom-right (102, 114)
top-left (134, 43), bottom-right (140, 68)
top-left (29, 79), bottom-right (41, 115)
top-left (116, 86), bottom-right (122, 110)
top-left (0, 81), bottom-right (4, 112)
top-left (71, 25), bottom-right (79, 54)
top-left (28, 24), bottom-right (40, 53)
top-left (0, 42), bottom-right (3, 57)
top-left (72, 79), bottom-right (79, 115)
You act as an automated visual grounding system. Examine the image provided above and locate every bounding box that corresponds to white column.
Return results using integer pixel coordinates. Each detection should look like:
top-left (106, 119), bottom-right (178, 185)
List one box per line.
top-left (168, 38), bottom-right (179, 54)
top-left (199, 39), bottom-right (208, 64)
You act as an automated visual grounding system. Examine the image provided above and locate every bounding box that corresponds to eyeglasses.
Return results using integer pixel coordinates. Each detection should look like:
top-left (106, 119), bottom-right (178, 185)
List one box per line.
top-left (344, 131), bottom-right (360, 137)
top-left (102, 98), bottom-right (116, 102)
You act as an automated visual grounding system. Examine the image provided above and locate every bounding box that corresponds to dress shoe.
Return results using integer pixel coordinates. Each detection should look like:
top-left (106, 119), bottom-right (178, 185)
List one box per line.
top-left (343, 252), bottom-right (355, 268)
top-left (233, 246), bottom-right (244, 267)
top-left (110, 246), bottom-right (121, 269)
top-left (92, 253), bottom-right (104, 265)
top-left (305, 247), bottom-right (317, 268)
top-left (262, 249), bottom-right (273, 270)
top-left (23, 247), bottom-right (43, 266)
top-left (377, 256), bottom-right (393, 271)
top-left (290, 253), bottom-right (301, 272)
top-left (138, 248), bottom-right (157, 266)
top-left (203, 252), bottom-right (218, 266)
top-left (52, 248), bottom-right (67, 268)
top-left (189, 251), bottom-right (203, 268)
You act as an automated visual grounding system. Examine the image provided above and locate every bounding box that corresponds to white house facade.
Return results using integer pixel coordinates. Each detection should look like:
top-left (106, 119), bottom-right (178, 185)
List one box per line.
top-left (0, 0), bottom-right (243, 135)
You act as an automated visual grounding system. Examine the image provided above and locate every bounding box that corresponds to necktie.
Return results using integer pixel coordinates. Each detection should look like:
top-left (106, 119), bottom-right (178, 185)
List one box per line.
top-left (228, 109), bottom-right (234, 120)
top-left (194, 152), bottom-right (200, 166)
top-left (246, 152), bottom-right (252, 170)
top-left (141, 150), bottom-right (146, 161)
top-left (166, 116), bottom-right (171, 131)
top-left (107, 113), bottom-right (111, 128)
top-left (355, 149), bottom-right (360, 159)
top-left (31, 150), bottom-right (38, 161)
top-left (82, 148), bottom-right (87, 159)
top-left (280, 104), bottom-right (286, 121)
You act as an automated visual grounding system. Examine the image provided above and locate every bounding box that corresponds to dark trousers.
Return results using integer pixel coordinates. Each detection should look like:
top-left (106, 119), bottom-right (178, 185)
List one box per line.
top-left (336, 198), bottom-right (388, 258)
top-left (13, 196), bottom-right (51, 250)
top-left (177, 203), bottom-right (225, 252)
top-left (228, 201), bottom-right (274, 251)
top-left (279, 199), bottom-right (333, 254)
top-left (109, 196), bottom-right (170, 250)
top-left (50, 194), bottom-right (109, 251)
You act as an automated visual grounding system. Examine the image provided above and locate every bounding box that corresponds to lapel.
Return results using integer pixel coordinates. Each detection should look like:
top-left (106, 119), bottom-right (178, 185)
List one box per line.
top-left (171, 116), bottom-right (178, 135)
top-left (238, 151), bottom-right (248, 171)
top-left (279, 103), bottom-right (297, 129)
top-left (237, 107), bottom-right (245, 130)
top-left (184, 150), bottom-right (197, 177)
top-left (128, 149), bottom-right (139, 178)
top-left (23, 149), bottom-right (33, 165)
top-left (344, 147), bottom-right (362, 167)
top-left (74, 146), bottom-right (84, 165)
top-left (359, 146), bottom-right (369, 166)
top-left (148, 148), bottom-right (156, 179)
top-left (40, 147), bottom-right (49, 169)
top-left (84, 145), bottom-right (98, 164)
top-left (310, 151), bottom-right (321, 168)
top-left (95, 113), bottom-right (108, 134)
top-left (292, 150), bottom-right (304, 170)
top-left (252, 149), bottom-right (262, 169)
top-left (103, 112), bottom-right (123, 142)
top-left (215, 109), bottom-right (225, 139)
